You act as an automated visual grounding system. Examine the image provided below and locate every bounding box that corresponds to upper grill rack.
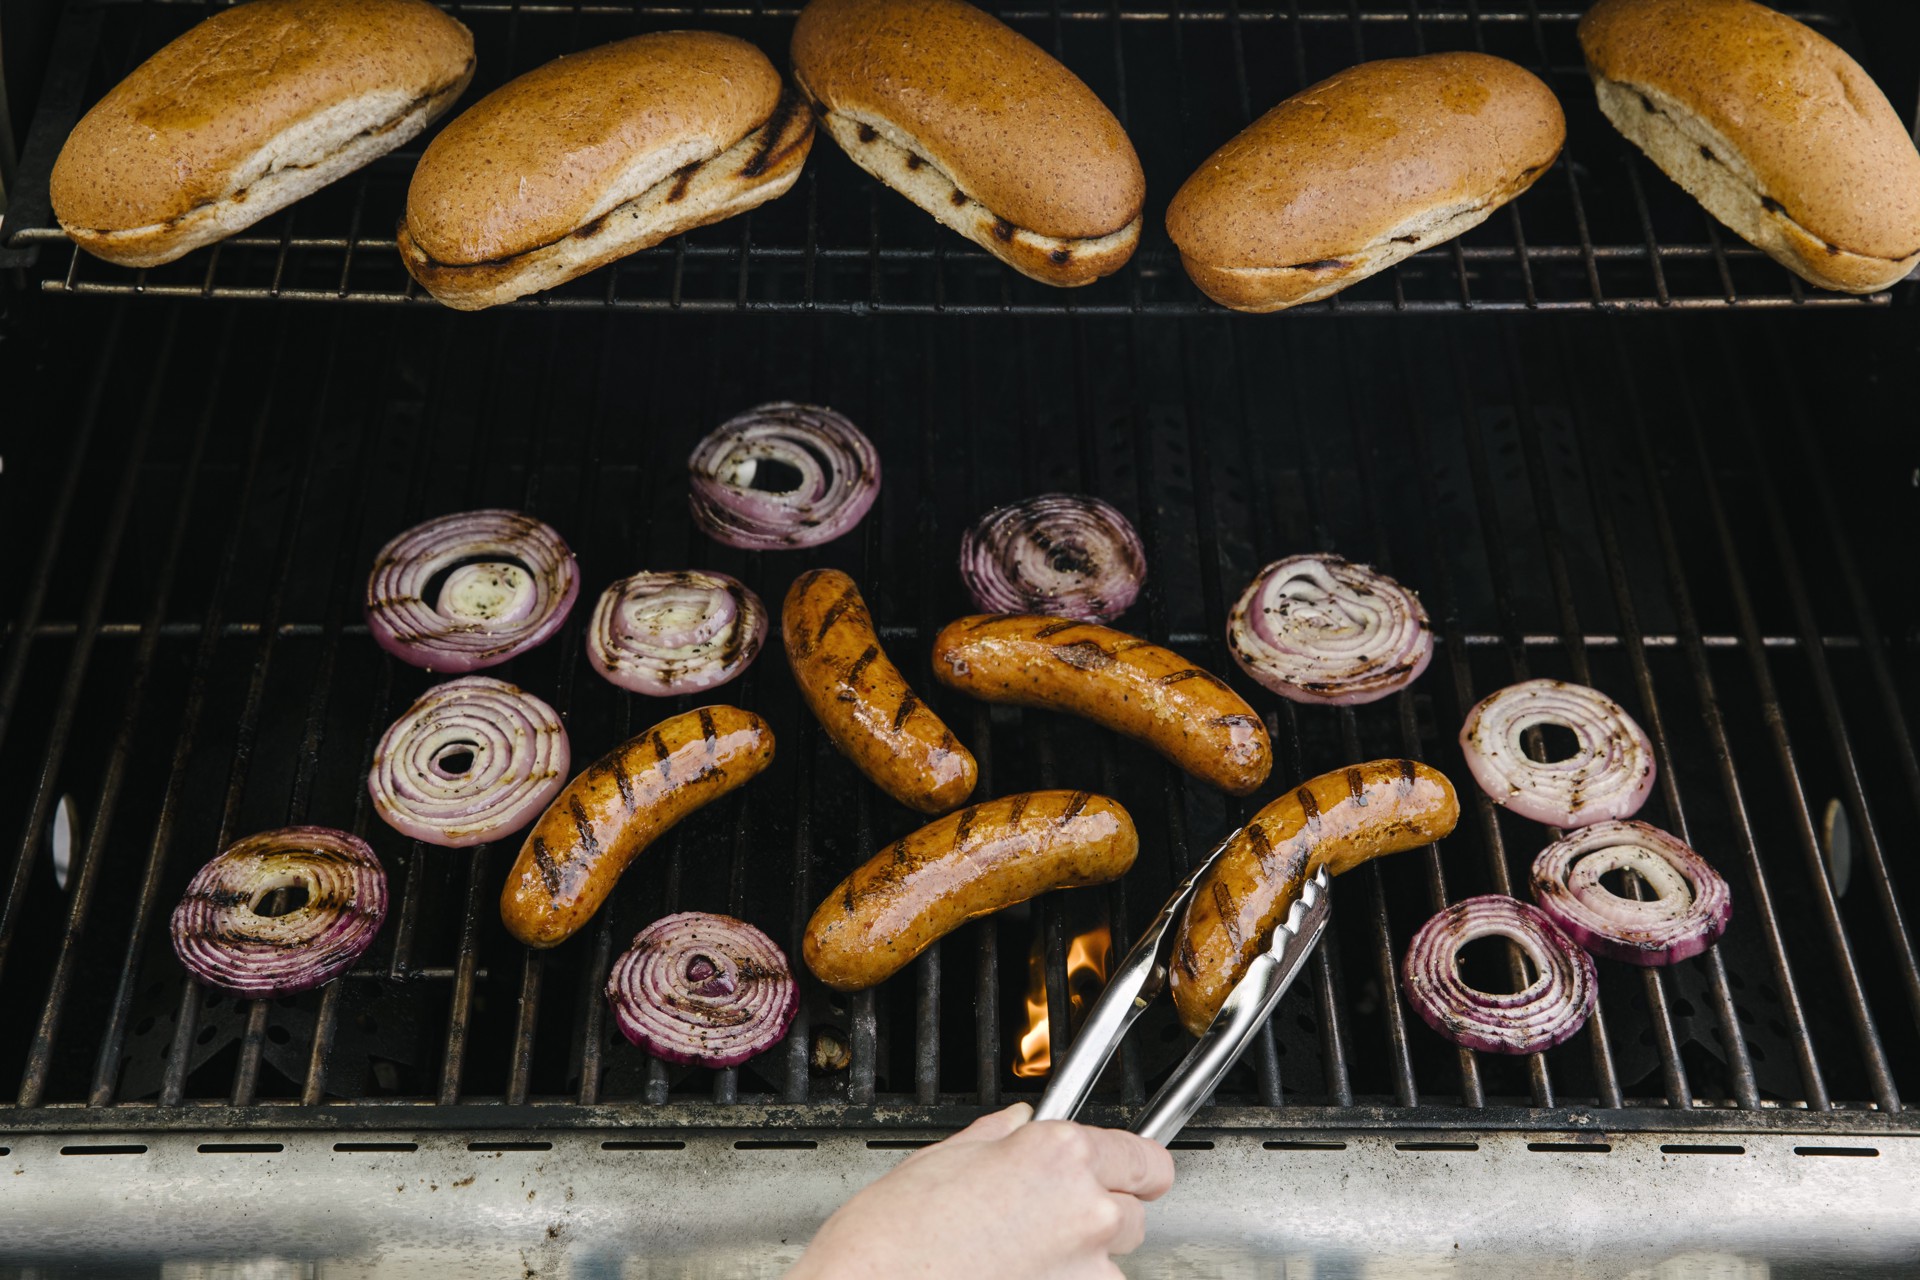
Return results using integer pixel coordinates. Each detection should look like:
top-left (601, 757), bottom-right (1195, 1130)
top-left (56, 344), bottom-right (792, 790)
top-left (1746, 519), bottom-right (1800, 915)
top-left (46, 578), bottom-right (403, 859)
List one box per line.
top-left (0, 300), bottom-right (1914, 1135)
top-left (3, 0), bottom-right (1906, 313)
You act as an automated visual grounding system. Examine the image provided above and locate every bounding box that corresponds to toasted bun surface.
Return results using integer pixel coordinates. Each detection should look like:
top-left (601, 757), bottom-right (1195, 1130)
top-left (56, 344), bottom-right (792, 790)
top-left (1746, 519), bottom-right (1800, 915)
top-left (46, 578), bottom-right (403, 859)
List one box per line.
top-left (1580, 0), bottom-right (1920, 293)
top-left (1165, 52), bottom-right (1563, 312)
top-left (791, 0), bottom-right (1143, 283)
top-left (51, 0), bottom-right (474, 267)
top-left (404, 32), bottom-right (789, 266)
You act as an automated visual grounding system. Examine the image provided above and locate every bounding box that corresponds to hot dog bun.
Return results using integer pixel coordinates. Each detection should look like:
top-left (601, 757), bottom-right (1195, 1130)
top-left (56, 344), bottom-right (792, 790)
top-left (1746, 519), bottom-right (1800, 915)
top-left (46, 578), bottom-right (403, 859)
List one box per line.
top-left (50, 0), bottom-right (474, 268)
top-left (398, 31), bottom-right (813, 310)
top-left (790, 0), bottom-right (1144, 286)
top-left (1580, 0), bottom-right (1920, 294)
top-left (1165, 53), bottom-right (1564, 312)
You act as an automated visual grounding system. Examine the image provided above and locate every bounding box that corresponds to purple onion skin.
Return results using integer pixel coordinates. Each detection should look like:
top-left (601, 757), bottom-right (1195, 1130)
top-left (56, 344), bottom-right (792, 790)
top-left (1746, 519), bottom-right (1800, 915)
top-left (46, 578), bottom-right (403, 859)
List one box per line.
top-left (1402, 895), bottom-right (1596, 1056)
top-left (1226, 554), bottom-right (1434, 707)
top-left (368, 676), bottom-right (570, 848)
top-left (170, 826), bottom-right (388, 999)
top-left (606, 911), bottom-right (798, 1067)
top-left (686, 403), bottom-right (880, 551)
top-left (959, 494), bottom-right (1146, 624)
top-left (586, 570), bottom-right (768, 697)
top-left (365, 510), bottom-right (579, 674)
top-left (1458, 679), bottom-right (1656, 829)
top-left (1530, 821), bottom-right (1732, 967)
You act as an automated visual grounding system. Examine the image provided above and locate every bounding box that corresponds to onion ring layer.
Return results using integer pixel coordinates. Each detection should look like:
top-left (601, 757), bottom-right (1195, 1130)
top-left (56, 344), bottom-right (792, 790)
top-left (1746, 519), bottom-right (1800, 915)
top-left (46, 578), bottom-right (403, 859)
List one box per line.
top-left (587, 570), bottom-right (768, 695)
top-left (365, 509), bottom-right (579, 673)
top-left (1402, 895), bottom-right (1597, 1056)
top-left (170, 826), bottom-right (388, 998)
top-left (1530, 820), bottom-right (1731, 966)
top-left (687, 403), bottom-right (881, 550)
top-left (368, 676), bottom-right (570, 847)
top-left (607, 911), bottom-right (799, 1067)
top-left (1226, 554), bottom-right (1433, 705)
top-left (1458, 679), bottom-right (1655, 828)
top-left (958, 494), bottom-right (1147, 623)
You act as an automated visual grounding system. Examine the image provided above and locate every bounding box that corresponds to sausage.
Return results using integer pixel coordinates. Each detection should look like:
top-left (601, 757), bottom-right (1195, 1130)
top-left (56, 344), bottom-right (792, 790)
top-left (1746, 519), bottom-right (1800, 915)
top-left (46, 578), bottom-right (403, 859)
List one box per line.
top-left (784, 569), bottom-right (977, 813)
top-left (500, 706), bottom-right (775, 948)
top-left (930, 614), bottom-right (1272, 796)
top-left (804, 790), bottom-right (1138, 990)
top-left (1170, 758), bottom-right (1459, 1034)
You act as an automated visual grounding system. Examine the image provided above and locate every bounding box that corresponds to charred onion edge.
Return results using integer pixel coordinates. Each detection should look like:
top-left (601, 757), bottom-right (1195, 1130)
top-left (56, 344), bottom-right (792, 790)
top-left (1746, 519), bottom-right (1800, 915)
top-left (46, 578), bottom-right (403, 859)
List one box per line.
top-left (1529, 820), bottom-right (1731, 966)
top-left (587, 569), bottom-right (768, 695)
top-left (686, 403), bottom-right (880, 550)
top-left (959, 493), bottom-right (1146, 623)
top-left (368, 676), bottom-right (570, 847)
top-left (364, 509), bottom-right (579, 673)
top-left (606, 911), bottom-right (799, 1067)
top-left (1401, 894), bottom-right (1596, 1056)
top-left (1226, 554), bottom-right (1433, 706)
top-left (1457, 678), bottom-right (1655, 828)
top-left (170, 826), bottom-right (389, 998)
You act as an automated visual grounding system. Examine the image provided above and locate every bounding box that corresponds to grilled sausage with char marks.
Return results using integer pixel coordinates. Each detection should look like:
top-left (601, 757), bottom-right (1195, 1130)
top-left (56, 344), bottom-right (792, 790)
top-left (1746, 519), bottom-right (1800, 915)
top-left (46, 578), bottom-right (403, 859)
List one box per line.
top-left (930, 614), bottom-right (1272, 795)
top-left (1171, 758), bottom-right (1458, 1034)
top-left (785, 569), bottom-right (977, 813)
top-left (804, 790), bottom-right (1137, 990)
top-left (500, 705), bottom-right (774, 948)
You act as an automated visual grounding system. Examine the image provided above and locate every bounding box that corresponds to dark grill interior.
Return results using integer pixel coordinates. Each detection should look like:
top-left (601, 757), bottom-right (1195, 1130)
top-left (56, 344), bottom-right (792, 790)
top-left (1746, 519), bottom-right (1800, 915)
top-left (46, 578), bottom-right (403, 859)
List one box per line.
top-left (1, 301), bottom-right (1915, 1134)
top-left (3, 0), bottom-right (1902, 312)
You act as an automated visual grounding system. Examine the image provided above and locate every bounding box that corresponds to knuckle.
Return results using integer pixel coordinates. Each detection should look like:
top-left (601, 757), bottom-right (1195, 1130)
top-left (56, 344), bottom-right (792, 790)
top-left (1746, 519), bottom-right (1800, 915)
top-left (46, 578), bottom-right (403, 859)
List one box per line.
top-left (1083, 1194), bottom-right (1124, 1239)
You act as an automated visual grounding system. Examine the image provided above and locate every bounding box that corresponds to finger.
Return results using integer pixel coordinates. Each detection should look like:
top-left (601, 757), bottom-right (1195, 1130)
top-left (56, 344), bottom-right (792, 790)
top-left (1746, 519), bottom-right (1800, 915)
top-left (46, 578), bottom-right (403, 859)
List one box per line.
top-left (1103, 1192), bottom-right (1149, 1256)
top-left (1084, 1127), bottom-right (1176, 1199)
top-left (944, 1102), bottom-right (1033, 1146)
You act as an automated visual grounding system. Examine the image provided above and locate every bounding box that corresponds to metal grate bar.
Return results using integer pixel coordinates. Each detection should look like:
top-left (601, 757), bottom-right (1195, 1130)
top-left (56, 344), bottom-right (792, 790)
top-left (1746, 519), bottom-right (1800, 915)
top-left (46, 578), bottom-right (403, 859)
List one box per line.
top-left (1497, 323), bottom-right (1690, 1110)
top-left (15, 313), bottom-right (222, 1108)
top-left (1646, 327), bottom-right (1896, 1112)
top-left (1709, 329), bottom-right (1920, 1034)
top-left (13, 3), bottom-right (1902, 313)
top-left (1606, 328), bottom-right (1833, 1112)
top-left (230, 317), bottom-right (399, 1107)
top-left (160, 315), bottom-right (345, 1106)
top-left (80, 324), bottom-right (289, 1108)
top-left (1370, 329), bottom-right (1487, 1108)
top-left (1433, 329), bottom-right (1560, 1108)
top-left (1548, 326), bottom-right (1760, 1111)
top-left (0, 313), bottom-right (165, 991)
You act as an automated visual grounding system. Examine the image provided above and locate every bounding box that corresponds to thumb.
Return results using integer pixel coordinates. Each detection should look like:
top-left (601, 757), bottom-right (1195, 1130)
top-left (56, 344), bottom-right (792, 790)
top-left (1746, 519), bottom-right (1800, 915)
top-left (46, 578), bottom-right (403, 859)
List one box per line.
top-left (944, 1102), bottom-right (1033, 1145)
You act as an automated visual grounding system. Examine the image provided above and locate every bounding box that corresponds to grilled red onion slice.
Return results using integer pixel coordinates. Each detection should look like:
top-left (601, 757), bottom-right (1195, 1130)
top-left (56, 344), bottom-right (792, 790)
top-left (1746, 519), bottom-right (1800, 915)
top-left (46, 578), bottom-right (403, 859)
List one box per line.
top-left (365, 510), bottom-right (579, 673)
top-left (368, 676), bottom-right (570, 847)
top-left (687, 403), bottom-right (880, 550)
top-left (1226, 554), bottom-right (1433, 705)
top-left (170, 827), bottom-right (388, 998)
top-left (1530, 820), bottom-right (1731, 966)
top-left (607, 912), bottom-right (798, 1067)
top-left (587, 570), bottom-right (768, 695)
top-left (1402, 895), bottom-right (1597, 1056)
top-left (1459, 679), bottom-right (1655, 827)
top-left (959, 494), bottom-right (1146, 623)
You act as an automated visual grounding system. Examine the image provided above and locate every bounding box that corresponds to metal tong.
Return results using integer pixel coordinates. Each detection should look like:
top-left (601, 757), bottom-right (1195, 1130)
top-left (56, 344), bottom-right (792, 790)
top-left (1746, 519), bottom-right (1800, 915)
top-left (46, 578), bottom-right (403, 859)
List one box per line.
top-left (1032, 849), bottom-right (1332, 1145)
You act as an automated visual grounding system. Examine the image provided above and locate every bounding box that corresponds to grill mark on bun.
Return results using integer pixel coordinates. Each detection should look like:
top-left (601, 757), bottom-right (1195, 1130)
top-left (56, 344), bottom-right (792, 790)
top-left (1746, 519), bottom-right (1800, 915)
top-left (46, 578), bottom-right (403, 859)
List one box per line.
top-left (742, 89), bottom-right (810, 178)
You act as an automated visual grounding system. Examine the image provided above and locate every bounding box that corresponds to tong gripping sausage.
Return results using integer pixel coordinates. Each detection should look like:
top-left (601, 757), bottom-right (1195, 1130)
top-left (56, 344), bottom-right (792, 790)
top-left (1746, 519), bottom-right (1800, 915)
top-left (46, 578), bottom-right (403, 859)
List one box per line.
top-left (500, 705), bottom-right (775, 948)
top-left (930, 614), bottom-right (1272, 795)
top-left (1171, 759), bottom-right (1459, 1034)
top-left (805, 790), bottom-right (1138, 991)
top-left (785, 569), bottom-right (977, 813)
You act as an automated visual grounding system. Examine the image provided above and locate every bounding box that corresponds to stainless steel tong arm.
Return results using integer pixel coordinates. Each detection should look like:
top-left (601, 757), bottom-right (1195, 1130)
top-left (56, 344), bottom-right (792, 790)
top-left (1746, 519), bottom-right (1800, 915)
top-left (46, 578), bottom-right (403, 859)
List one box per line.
top-left (1029, 837), bottom-right (1231, 1125)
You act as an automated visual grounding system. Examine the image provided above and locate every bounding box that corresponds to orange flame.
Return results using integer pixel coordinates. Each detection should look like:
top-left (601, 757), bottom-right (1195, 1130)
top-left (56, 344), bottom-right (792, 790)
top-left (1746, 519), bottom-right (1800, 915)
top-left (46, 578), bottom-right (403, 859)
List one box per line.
top-left (1012, 924), bottom-right (1113, 1078)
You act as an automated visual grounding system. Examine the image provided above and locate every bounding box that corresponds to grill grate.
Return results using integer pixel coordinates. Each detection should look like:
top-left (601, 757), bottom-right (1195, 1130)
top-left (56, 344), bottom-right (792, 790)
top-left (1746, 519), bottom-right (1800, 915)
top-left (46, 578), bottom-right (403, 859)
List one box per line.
top-left (0, 301), bottom-right (1914, 1135)
top-left (3, 0), bottom-right (1908, 313)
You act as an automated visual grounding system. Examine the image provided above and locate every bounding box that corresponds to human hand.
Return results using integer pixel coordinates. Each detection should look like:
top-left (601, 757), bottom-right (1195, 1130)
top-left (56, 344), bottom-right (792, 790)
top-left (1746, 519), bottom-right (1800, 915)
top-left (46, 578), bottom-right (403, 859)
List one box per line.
top-left (788, 1102), bottom-right (1175, 1279)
